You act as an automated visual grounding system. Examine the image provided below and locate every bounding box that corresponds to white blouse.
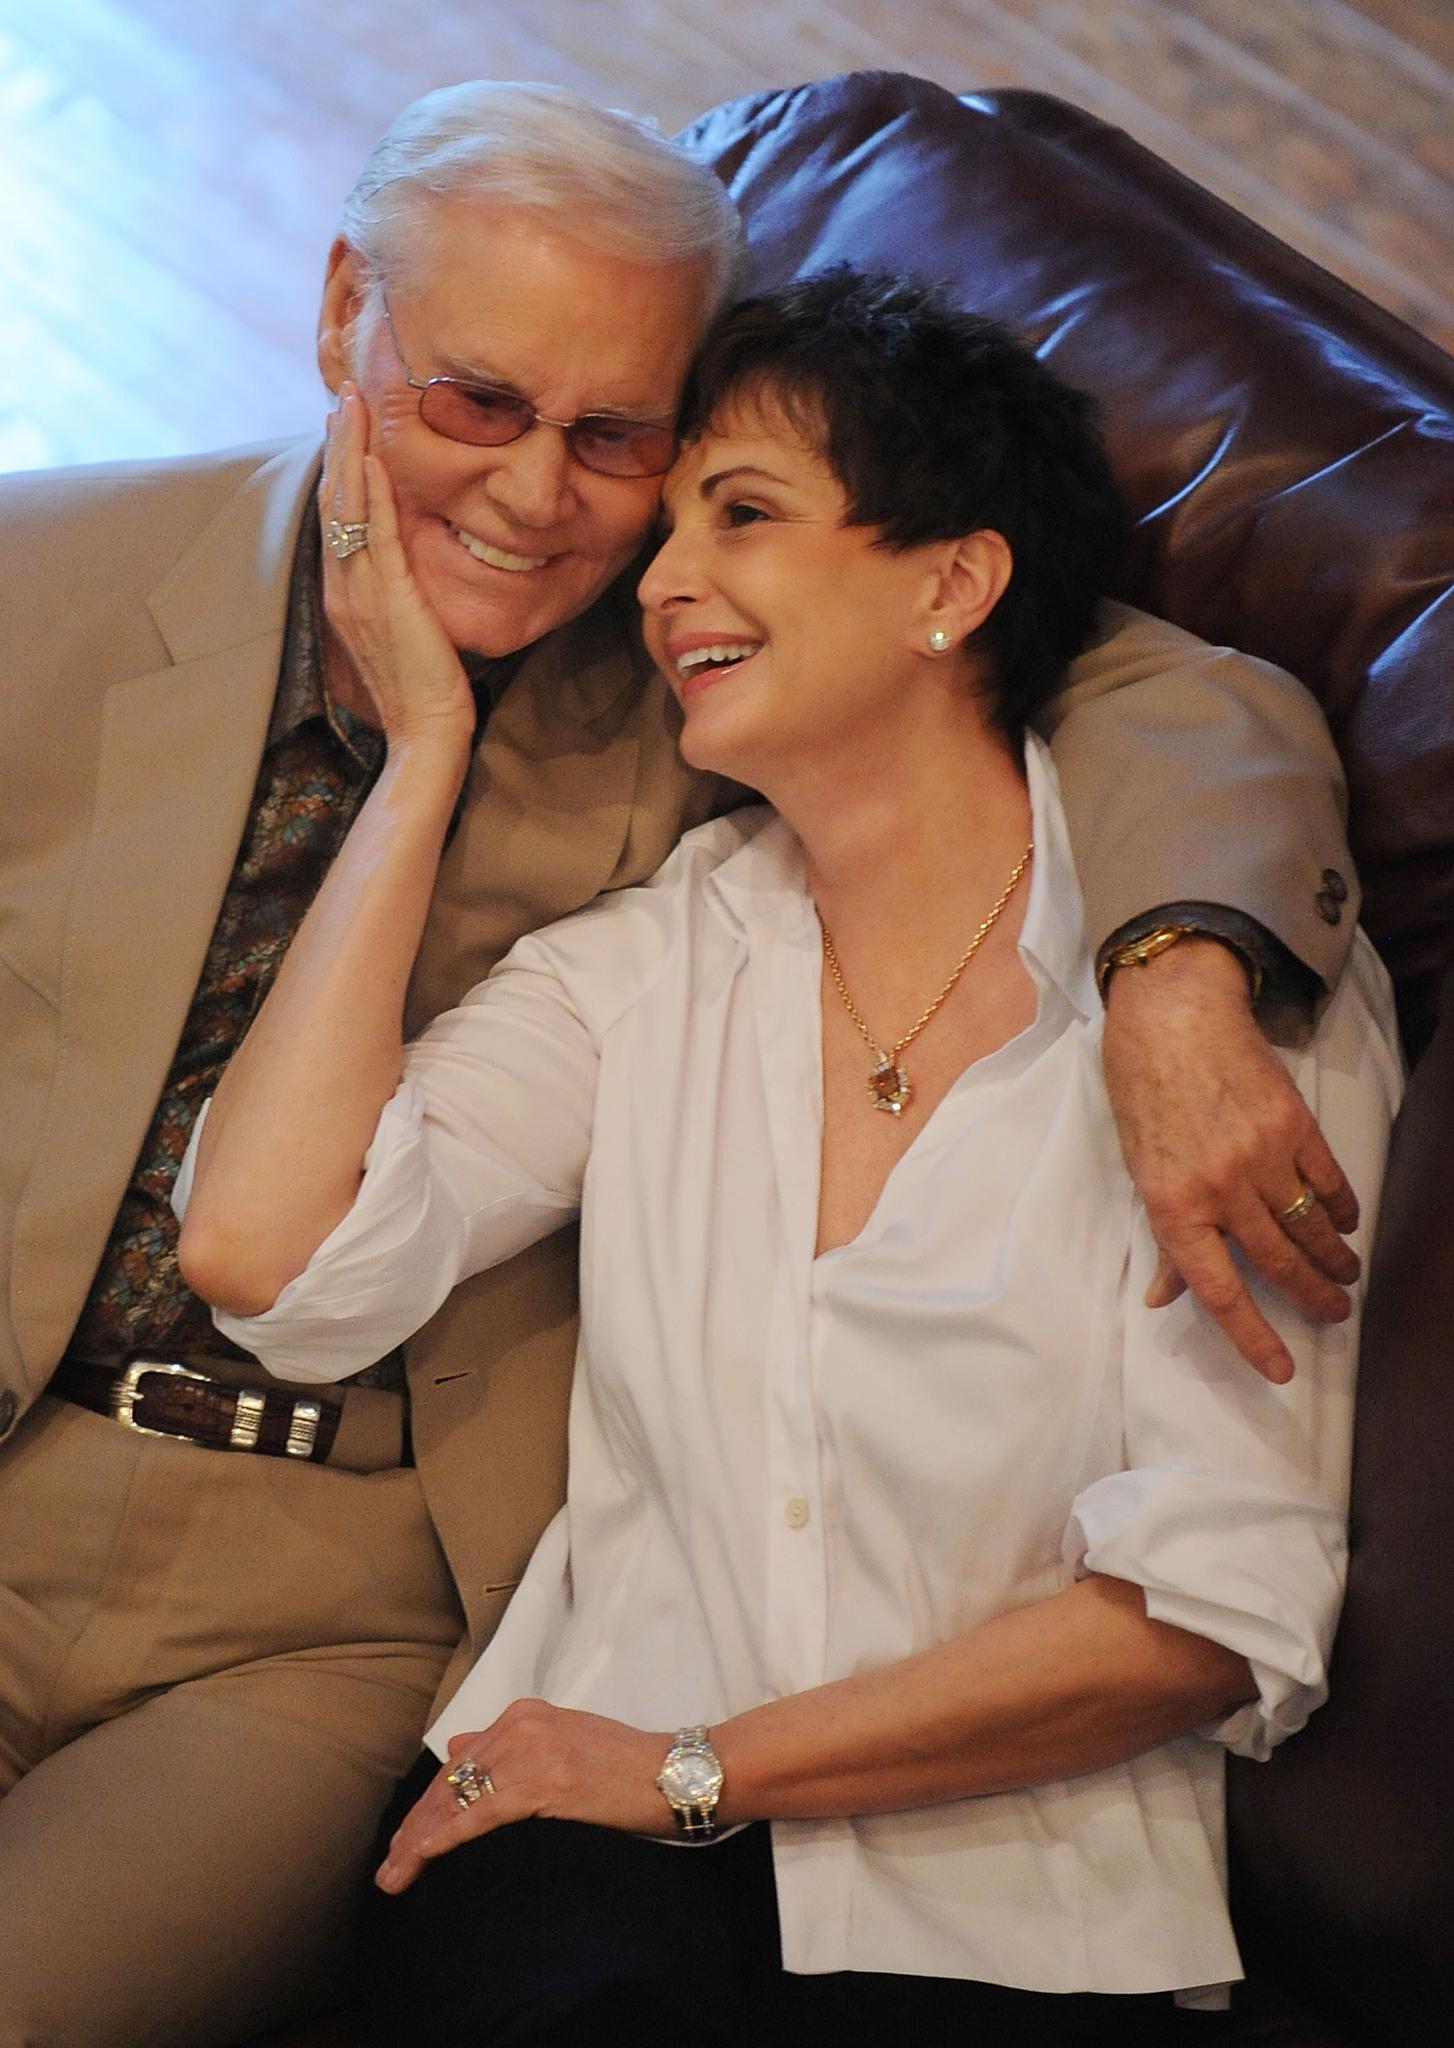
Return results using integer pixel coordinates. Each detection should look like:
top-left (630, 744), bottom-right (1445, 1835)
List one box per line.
top-left (186, 739), bottom-right (1403, 1998)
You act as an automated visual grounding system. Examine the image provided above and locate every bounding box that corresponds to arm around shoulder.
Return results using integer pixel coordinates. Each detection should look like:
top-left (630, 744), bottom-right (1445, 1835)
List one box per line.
top-left (1043, 601), bottom-right (1355, 988)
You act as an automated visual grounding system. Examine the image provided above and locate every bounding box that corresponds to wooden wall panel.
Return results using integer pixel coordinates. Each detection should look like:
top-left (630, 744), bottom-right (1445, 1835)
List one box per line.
top-left (0, 0), bottom-right (1450, 470)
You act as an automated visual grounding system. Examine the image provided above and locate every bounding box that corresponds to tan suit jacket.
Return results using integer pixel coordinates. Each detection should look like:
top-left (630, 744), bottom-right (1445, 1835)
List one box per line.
top-left (0, 439), bottom-right (1356, 1701)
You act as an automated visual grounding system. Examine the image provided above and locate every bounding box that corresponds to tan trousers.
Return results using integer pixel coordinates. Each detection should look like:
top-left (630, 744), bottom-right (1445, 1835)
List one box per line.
top-left (0, 1395), bottom-right (464, 2048)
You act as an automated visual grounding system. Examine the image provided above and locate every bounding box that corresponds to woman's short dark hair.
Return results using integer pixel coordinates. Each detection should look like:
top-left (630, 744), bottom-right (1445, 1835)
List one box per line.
top-left (677, 269), bottom-right (1128, 742)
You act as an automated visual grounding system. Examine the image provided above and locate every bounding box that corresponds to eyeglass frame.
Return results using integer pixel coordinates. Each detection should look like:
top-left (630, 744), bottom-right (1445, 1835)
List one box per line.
top-left (377, 294), bottom-right (681, 479)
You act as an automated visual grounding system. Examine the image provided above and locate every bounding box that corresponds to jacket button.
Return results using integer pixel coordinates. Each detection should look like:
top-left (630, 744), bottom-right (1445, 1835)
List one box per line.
top-left (0, 1388), bottom-right (17, 1436)
top-left (1315, 868), bottom-right (1349, 926)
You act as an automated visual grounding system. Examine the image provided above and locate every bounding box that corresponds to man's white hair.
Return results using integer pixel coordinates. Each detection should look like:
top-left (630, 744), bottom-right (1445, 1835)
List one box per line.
top-left (339, 79), bottom-right (746, 322)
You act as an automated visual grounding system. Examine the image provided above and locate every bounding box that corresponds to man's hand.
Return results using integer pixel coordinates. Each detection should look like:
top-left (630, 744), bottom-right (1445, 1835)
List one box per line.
top-left (374, 1701), bottom-right (671, 1895)
top-left (1102, 938), bottom-right (1359, 1383)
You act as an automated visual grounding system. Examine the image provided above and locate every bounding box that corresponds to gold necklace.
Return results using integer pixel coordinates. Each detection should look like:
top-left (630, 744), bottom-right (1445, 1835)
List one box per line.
top-left (819, 841), bottom-right (1033, 1116)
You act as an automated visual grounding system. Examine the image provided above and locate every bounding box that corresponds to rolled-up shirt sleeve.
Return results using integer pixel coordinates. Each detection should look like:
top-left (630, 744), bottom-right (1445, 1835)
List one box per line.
top-left (1065, 930), bottom-right (1403, 1761)
top-left (174, 931), bottom-right (606, 1383)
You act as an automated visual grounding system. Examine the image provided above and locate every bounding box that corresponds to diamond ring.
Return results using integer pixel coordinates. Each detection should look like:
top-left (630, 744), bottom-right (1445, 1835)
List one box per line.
top-left (325, 519), bottom-right (370, 560)
top-left (1275, 1185), bottom-right (1318, 1226)
top-left (446, 1757), bottom-right (495, 1809)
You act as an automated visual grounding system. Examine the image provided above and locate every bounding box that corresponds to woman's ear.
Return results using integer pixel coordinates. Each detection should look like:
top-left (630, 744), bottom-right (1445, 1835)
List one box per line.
top-left (915, 530), bottom-right (1013, 655)
top-left (317, 239), bottom-right (368, 396)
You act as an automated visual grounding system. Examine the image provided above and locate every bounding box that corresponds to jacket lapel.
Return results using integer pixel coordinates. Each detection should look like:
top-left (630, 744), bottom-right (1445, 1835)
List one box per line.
top-left (12, 440), bottom-right (319, 1379)
top-left (407, 576), bottom-right (661, 1032)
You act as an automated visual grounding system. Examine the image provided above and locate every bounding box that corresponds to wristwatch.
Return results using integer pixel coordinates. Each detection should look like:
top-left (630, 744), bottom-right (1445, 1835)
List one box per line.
top-left (655, 1726), bottom-right (725, 1840)
top-left (1095, 921), bottom-right (1263, 1005)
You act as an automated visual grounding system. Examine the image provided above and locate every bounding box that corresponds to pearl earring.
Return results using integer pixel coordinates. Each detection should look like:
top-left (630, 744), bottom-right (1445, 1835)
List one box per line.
top-left (928, 626), bottom-right (953, 653)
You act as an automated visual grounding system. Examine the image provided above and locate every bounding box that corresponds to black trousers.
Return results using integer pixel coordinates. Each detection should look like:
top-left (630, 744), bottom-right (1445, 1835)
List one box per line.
top-left (357, 1753), bottom-right (1203, 2048)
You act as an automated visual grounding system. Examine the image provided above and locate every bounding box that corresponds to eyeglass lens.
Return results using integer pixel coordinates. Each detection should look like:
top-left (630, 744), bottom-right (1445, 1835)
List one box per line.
top-left (417, 379), bottom-right (677, 478)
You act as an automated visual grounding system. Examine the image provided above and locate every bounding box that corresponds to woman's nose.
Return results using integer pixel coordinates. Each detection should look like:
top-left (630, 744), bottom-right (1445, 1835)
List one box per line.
top-left (637, 521), bottom-right (702, 614)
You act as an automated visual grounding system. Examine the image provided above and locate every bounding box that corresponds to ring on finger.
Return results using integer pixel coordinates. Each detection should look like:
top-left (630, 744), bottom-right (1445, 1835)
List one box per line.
top-left (326, 518), bottom-right (370, 560)
top-left (446, 1758), bottom-right (495, 1809)
top-left (1275, 1184), bottom-right (1319, 1226)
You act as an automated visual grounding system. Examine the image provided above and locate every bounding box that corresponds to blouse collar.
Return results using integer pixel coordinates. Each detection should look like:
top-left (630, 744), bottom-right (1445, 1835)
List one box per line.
top-left (705, 734), bottom-right (1099, 1023)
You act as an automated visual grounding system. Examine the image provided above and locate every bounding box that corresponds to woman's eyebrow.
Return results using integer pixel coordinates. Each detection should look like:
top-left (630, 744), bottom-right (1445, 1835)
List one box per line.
top-left (697, 463), bottom-right (791, 497)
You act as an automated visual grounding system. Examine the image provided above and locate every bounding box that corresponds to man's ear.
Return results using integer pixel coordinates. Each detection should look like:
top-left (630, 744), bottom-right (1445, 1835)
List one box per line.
top-left (317, 238), bottom-right (367, 395)
top-left (915, 530), bottom-right (1013, 653)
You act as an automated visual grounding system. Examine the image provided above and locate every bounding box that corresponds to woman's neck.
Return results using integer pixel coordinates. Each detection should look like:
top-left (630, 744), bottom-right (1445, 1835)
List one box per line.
top-left (760, 681), bottom-right (1034, 962)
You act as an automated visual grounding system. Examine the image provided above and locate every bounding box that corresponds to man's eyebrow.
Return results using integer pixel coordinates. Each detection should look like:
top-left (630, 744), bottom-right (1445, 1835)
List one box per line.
top-left (428, 351), bottom-right (667, 421)
top-left (422, 340), bottom-right (518, 389)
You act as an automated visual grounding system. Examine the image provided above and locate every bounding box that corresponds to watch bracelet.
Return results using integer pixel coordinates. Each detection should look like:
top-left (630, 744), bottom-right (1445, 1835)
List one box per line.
top-left (1095, 920), bottom-right (1263, 1005)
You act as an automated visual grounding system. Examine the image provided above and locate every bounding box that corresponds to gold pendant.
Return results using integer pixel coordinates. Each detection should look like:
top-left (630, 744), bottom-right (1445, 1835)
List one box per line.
top-left (869, 1057), bottom-right (912, 1115)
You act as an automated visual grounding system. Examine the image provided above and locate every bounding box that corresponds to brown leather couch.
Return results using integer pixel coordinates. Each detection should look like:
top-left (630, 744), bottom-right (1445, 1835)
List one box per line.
top-left (263, 70), bottom-right (1454, 2048)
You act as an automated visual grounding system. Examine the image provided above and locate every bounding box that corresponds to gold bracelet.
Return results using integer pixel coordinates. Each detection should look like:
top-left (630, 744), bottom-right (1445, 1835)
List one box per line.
top-left (1096, 923), bottom-right (1263, 1004)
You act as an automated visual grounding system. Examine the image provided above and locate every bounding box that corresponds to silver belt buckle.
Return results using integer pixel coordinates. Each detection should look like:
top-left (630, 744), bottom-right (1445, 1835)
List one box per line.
top-left (231, 1390), bottom-right (323, 1456)
top-left (111, 1358), bottom-right (211, 1436)
top-left (284, 1399), bottom-right (323, 1459)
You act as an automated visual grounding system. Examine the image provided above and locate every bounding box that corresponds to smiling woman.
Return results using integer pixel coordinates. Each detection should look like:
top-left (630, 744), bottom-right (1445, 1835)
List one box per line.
top-left (174, 270), bottom-right (1402, 2046)
top-left (655, 271), bottom-right (1125, 745)
top-left (640, 399), bottom-right (1022, 805)
top-left (637, 278), bottom-right (1130, 1244)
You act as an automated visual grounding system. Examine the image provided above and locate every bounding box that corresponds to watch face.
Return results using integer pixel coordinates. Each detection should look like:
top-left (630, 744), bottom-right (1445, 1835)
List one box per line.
top-left (660, 1751), bottom-right (723, 1805)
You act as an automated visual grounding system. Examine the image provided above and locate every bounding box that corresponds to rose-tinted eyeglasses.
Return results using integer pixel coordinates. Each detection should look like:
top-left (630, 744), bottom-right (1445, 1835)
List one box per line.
top-left (381, 297), bottom-right (679, 480)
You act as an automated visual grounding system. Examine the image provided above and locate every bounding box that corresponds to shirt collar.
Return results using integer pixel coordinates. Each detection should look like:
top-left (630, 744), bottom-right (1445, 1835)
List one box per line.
top-left (1017, 733), bottom-right (1099, 1019)
top-left (705, 734), bottom-right (1098, 1021)
top-left (267, 510), bottom-right (524, 768)
top-left (267, 515), bottom-right (380, 770)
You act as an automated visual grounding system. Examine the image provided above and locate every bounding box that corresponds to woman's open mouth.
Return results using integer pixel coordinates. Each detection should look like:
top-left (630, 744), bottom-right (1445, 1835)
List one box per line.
top-left (674, 641), bottom-right (762, 693)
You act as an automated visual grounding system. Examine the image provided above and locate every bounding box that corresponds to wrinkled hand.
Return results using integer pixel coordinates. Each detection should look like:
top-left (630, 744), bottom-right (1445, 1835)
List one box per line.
top-left (319, 382), bottom-right (475, 746)
top-left (375, 1700), bottom-right (672, 1895)
top-left (1102, 939), bottom-right (1359, 1384)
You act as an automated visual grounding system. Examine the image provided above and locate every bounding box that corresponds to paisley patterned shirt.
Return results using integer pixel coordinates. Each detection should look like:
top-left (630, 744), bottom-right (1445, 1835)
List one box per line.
top-left (70, 521), bottom-right (388, 1370)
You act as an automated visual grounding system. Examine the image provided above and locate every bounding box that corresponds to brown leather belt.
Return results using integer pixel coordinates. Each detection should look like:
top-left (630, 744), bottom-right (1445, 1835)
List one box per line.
top-left (50, 1354), bottom-right (344, 1464)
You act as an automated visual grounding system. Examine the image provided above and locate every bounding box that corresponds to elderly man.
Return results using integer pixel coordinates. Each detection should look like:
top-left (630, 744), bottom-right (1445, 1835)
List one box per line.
top-left (0, 79), bottom-right (1359, 2048)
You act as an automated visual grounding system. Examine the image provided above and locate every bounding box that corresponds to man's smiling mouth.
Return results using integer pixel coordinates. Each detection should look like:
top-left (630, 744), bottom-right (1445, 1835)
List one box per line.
top-left (451, 523), bottom-right (550, 574)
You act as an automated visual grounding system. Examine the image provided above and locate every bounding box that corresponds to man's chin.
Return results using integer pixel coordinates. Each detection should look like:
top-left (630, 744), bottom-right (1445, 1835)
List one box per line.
top-left (427, 585), bottom-right (563, 661)
top-left (422, 562), bottom-right (622, 661)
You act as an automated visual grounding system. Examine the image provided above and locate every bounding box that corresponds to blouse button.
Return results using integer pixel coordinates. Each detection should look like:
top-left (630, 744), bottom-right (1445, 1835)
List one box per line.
top-left (785, 1496), bottom-right (811, 1529)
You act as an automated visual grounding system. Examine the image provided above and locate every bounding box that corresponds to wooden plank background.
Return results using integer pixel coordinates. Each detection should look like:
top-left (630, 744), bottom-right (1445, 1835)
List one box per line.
top-left (1, 0), bottom-right (1450, 472)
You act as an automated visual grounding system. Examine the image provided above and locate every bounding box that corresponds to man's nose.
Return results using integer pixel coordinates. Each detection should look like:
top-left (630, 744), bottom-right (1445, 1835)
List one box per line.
top-left (483, 422), bottom-right (576, 528)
